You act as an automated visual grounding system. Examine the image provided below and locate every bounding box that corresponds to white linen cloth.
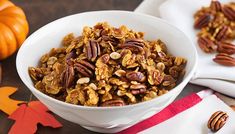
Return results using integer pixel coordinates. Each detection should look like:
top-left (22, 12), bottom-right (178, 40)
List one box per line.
top-left (140, 91), bottom-right (235, 134)
top-left (135, 0), bottom-right (235, 97)
top-left (119, 90), bottom-right (235, 134)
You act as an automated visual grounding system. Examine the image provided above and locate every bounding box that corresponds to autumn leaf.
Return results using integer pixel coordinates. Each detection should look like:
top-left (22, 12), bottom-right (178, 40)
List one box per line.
top-left (0, 87), bottom-right (24, 115)
top-left (8, 101), bottom-right (62, 134)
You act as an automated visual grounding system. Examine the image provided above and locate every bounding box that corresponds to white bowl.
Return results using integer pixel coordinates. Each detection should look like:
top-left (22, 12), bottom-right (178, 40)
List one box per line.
top-left (16, 11), bottom-right (197, 133)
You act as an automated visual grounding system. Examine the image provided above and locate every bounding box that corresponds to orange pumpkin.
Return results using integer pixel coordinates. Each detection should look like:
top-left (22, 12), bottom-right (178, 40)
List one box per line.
top-left (0, 0), bottom-right (29, 60)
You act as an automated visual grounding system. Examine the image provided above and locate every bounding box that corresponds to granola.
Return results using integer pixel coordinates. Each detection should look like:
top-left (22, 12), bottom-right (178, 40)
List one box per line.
top-left (29, 22), bottom-right (187, 107)
top-left (194, 0), bottom-right (235, 66)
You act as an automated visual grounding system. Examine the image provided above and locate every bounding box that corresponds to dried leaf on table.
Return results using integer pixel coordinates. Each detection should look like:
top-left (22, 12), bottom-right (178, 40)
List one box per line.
top-left (0, 87), bottom-right (24, 115)
top-left (8, 101), bottom-right (62, 134)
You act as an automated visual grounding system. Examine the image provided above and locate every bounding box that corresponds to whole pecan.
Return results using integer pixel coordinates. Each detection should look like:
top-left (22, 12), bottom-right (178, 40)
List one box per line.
top-left (207, 111), bottom-right (228, 132)
top-left (222, 5), bottom-right (235, 21)
top-left (61, 65), bottom-right (75, 88)
top-left (194, 13), bottom-right (212, 29)
top-left (74, 60), bottom-right (95, 77)
top-left (210, 0), bottom-right (222, 12)
top-left (119, 39), bottom-right (144, 52)
top-left (213, 53), bottom-right (235, 66)
top-left (126, 71), bottom-right (146, 82)
top-left (86, 40), bottom-right (101, 61)
top-left (198, 36), bottom-right (217, 53)
top-left (130, 84), bottom-right (147, 95)
top-left (215, 26), bottom-right (228, 41)
top-left (101, 99), bottom-right (125, 107)
top-left (217, 42), bottom-right (235, 55)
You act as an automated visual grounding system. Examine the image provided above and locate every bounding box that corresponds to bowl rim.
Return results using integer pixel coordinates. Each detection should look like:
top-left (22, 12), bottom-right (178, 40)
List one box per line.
top-left (16, 10), bottom-right (198, 110)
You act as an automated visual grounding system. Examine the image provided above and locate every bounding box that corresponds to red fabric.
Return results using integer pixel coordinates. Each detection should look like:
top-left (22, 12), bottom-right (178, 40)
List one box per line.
top-left (117, 93), bottom-right (202, 134)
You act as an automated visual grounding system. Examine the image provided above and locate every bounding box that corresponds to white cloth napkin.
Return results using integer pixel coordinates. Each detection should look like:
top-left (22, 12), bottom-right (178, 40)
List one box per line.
top-left (119, 90), bottom-right (235, 134)
top-left (141, 92), bottom-right (235, 134)
top-left (135, 0), bottom-right (235, 97)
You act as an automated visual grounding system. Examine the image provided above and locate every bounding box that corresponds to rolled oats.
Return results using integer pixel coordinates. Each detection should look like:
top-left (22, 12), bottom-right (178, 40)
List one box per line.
top-left (110, 52), bottom-right (121, 60)
top-left (76, 77), bottom-right (90, 84)
top-left (29, 22), bottom-right (187, 106)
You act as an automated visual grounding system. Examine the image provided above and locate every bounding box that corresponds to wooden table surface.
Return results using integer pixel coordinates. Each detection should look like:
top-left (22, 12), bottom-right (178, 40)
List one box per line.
top-left (0, 0), bottom-right (204, 133)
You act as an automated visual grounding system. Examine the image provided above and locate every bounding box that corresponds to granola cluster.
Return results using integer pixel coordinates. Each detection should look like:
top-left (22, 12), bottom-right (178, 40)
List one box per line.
top-left (29, 22), bottom-right (187, 107)
top-left (194, 0), bottom-right (235, 66)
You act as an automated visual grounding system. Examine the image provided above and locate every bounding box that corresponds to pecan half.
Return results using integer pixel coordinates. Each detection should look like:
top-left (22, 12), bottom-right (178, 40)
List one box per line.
top-left (126, 71), bottom-right (146, 82)
top-left (222, 5), bottom-right (235, 21)
top-left (86, 40), bottom-right (101, 61)
top-left (130, 84), bottom-right (147, 95)
top-left (213, 53), bottom-right (235, 66)
top-left (147, 66), bottom-right (164, 85)
top-left (101, 35), bottom-right (119, 45)
top-left (74, 60), bottom-right (95, 77)
top-left (207, 111), bottom-right (228, 132)
top-left (119, 39), bottom-right (144, 52)
top-left (210, 0), bottom-right (222, 12)
top-left (61, 66), bottom-right (75, 88)
top-left (28, 67), bottom-right (44, 81)
top-left (66, 49), bottom-right (77, 61)
top-left (215, 26), bottom-right (228, 41)
top-left (194, 13), bottom-right (212, 29)
top-left (100, 54), bottom-right (110, 64)
top-left (198, 36), bottom-right (217, 53)
top-left (230, 105), bottom-right (235, 111)
top-left (101, 99), bottom-right (125, 107)
top-left (162, 75), bottom-right (176, 87)
top-left (217, 42), bottom-right (235, 55)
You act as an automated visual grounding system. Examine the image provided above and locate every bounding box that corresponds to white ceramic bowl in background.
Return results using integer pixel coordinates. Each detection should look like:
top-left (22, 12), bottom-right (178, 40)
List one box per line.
top-left (16, 11), bottom-right (197, 133)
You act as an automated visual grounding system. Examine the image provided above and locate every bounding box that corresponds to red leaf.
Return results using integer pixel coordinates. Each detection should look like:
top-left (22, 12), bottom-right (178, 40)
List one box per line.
top-left (8, 101), bottom-right (62, 134)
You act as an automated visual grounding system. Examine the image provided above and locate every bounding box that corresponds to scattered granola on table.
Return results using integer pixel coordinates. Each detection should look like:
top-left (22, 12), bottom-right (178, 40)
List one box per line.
top-left (207, 111), bottom-right (229, 132)
top-left (194, 0), bottom-right (235, 66)
top-left (28, 22), bottom-right (187, 107)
